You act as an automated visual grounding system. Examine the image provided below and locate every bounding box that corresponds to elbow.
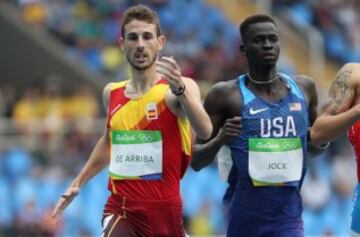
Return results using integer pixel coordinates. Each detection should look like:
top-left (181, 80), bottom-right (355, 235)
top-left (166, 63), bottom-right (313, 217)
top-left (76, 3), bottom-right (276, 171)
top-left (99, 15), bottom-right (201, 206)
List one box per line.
top-left (197, 131), bottom-right (211, 140)
top-left (190, 160), bottom-right (203, 172)
top-left (197, 124), bottom-right (213, 140)
top-left (190, 153), bottom-right (204, 172)
top-left (309, 128), bottom-right (325, 146)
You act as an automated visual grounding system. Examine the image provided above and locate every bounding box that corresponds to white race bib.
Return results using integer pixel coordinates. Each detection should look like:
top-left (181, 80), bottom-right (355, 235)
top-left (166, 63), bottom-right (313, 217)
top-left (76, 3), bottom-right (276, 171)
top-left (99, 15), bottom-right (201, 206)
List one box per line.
top-left (109, 130), bottom-right (162, 180)
top-left (248, 138), bottom-right (303, 186)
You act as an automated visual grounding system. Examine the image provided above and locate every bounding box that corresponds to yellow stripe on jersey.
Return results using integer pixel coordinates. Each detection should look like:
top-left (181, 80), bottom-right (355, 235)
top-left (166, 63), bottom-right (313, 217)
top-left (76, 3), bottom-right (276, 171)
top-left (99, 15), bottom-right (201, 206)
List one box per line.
top-left (109, 83), bottom-right (169, 130)
top-left (177, 117), bottom-right (191, 156)
top-left (111, 80), bottom-right (128, 91)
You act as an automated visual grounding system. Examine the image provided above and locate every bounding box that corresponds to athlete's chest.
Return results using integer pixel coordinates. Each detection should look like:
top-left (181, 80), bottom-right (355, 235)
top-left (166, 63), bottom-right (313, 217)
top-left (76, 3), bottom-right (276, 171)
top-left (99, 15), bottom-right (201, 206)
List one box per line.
top-left (108, 85), bottom-right (170, 130)
top-left (241, 96), bottom-right (308, 138)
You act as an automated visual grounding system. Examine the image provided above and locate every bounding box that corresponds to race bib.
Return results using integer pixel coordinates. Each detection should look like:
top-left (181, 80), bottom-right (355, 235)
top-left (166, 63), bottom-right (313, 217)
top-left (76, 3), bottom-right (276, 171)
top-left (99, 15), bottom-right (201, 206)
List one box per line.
top-left (248, 138), bottom-right (303, 186)
top-left (109, 130), bottom-right (162, 180)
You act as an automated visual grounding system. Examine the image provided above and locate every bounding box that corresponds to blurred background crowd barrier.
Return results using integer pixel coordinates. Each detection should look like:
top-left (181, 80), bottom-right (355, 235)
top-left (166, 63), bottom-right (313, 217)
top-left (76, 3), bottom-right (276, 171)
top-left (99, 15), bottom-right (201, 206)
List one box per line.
top-left (1, 0), bottom-right (359, 236)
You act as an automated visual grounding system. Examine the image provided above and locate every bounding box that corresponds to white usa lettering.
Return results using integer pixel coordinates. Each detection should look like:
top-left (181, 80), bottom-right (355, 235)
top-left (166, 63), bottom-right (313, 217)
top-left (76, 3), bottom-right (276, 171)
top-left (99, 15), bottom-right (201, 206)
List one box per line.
top-left (260, 116), bottom-right (297, 137)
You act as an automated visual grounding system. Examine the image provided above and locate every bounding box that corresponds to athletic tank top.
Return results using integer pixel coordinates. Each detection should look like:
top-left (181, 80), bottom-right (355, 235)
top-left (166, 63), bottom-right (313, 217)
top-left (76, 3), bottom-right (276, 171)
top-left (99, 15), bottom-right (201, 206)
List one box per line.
top-left (348, 122), bottom-right (360, 182)
top-left (106, 79), bottom-right (192, 200)
top-left (228, 74), bottom-right (309, 220)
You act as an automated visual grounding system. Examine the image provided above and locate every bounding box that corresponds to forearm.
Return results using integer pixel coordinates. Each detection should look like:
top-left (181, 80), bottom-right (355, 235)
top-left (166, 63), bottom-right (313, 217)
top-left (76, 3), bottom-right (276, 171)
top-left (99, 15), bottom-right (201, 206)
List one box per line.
top-left (191, 136), bottom-right (225, 171)
top-left (311, 109), bottom-right (359, 145)
top-left (156, 59), bottom-right (212, 138)
top-left (177, 91), bottom-right (212, 139)
top-left (70, 135), bottom-right (110, 188)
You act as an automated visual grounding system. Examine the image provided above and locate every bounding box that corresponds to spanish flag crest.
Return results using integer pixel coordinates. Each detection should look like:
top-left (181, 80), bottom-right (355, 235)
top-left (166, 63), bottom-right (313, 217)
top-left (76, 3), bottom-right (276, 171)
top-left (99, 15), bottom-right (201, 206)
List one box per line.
top-left (146, 102), bottom-right (158, 120)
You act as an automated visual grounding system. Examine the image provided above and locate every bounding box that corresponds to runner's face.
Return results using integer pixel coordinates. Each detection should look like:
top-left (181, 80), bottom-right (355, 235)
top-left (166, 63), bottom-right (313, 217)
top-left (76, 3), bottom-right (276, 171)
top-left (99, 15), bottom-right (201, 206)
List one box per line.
top-left (243, 22), bottom-right (280, 67)
top-left (120, 20), bottom-right (164, 71)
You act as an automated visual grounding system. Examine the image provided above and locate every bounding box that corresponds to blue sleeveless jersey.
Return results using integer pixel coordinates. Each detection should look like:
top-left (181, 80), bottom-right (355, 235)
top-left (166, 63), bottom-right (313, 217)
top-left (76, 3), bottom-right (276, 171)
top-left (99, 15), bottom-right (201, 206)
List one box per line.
top-left (227, 74), bottom-right (309, 221)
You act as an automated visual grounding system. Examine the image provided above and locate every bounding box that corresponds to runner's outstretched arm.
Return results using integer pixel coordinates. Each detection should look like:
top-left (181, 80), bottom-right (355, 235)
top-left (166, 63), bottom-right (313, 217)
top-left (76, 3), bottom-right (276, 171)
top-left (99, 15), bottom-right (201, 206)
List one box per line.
top-left (52, 84), bottom-right (112, 222)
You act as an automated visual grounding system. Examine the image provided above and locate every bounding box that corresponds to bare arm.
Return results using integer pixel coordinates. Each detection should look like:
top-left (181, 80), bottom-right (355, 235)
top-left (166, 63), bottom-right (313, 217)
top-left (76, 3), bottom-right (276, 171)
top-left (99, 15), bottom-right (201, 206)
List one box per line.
top-left (52, 83), bottom-right (112, 221)
top-left (191, 82), bottom-right (241, 171)
top-left (174, 77), bottom-right (213, 139)
top-left (311, 64), bottom-right (360, 145)
top-left (156, 57), bottom-right (212, 139)
top-left (70, 83), bottom-right (113, 187)
top-left (67, 132), bottom-right (110, 189)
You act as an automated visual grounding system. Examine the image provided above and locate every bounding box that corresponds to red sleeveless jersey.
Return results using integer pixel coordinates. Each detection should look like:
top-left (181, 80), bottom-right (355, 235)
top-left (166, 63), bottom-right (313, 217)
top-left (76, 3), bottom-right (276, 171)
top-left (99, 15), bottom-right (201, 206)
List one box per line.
top-left (348, 121), bottom-right (360, 182)
top-left (106, 79), bottom-right (192, 200)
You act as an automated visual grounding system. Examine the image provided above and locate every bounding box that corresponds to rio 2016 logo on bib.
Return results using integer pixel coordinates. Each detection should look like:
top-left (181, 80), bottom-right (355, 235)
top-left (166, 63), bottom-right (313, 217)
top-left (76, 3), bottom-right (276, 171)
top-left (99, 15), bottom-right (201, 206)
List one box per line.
top-left (115, 134), bottom-right (135, 142)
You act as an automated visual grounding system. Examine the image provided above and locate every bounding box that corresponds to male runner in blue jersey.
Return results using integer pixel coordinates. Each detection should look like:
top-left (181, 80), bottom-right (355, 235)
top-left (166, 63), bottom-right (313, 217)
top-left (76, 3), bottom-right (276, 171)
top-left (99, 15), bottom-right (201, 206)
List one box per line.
top-left (191, 14), bottom-right (324, 237)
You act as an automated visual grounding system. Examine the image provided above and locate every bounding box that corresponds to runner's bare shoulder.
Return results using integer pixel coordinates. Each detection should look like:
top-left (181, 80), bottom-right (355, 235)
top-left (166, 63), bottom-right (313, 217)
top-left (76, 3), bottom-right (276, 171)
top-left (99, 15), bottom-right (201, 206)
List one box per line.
top-left (204, 79), bottom-right (242, 114)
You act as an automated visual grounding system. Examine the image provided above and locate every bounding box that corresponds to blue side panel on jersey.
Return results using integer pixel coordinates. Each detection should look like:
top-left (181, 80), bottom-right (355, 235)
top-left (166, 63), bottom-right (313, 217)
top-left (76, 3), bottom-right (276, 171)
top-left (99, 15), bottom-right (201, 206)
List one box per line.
top-left (238, 75), bottom-right (255, 105)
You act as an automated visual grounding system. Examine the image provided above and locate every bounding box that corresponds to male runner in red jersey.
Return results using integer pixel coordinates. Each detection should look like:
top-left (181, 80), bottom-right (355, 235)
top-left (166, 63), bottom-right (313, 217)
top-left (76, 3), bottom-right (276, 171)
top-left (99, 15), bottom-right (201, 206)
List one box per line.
top-left (51, 4), bottom-right (212, 237)
top-left (311, 63), bottom-right (360, 236)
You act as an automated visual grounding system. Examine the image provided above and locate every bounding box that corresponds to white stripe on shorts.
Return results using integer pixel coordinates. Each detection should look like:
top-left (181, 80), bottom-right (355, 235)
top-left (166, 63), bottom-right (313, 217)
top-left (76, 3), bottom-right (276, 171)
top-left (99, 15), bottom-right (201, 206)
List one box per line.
top-left (101, 214), bottom-right (114, 237)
